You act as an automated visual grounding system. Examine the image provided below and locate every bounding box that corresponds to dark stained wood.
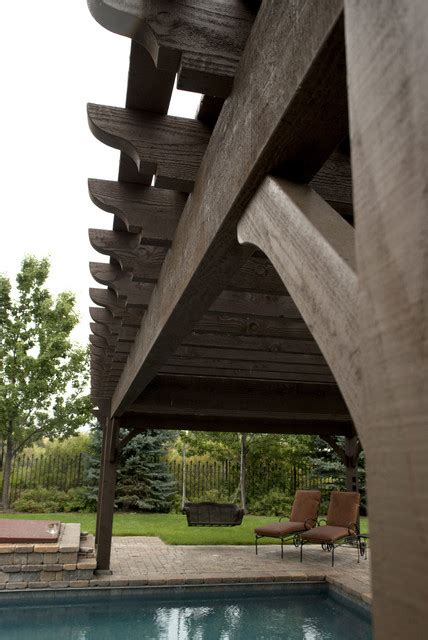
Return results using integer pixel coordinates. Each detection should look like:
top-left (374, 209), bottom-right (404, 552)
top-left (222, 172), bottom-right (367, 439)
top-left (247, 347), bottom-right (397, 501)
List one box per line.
top-left (182, 332), bottom-right (321, 355)
top-left (345, 0), bottom-right (428, 634)
top-left (132, 375), bottom-right (349, 418)
top-left (120, 414), bottom-right (353, 437)
top-left (173, 344), bottom-right (325, 365)
top-left (89, 288), bottom-right (141, 325)
top-left (237, 177), bottom-right (359, 422)
top-left (196, 96), bottom-right (224, 128)
top-left (309, 150), bottom-right (353, 218)
top-left (209, 290), bottom-right (300, 319)
top-left (95, 417), bottom-right (119, 570)
top-left (159, 365), bottom-right (334, 384)
top-left (89, 263), bottom-right (153, 309)
top-left (89, 179), bottom-right (186, 236)
top-left (87, 0), bottom-right (254, 97)
top-left (118, 41), bottom-right (175, 191)
top-left (110, 0), bottom-right (347, 416)
top-left (88, 105), bottom-right (211, 192)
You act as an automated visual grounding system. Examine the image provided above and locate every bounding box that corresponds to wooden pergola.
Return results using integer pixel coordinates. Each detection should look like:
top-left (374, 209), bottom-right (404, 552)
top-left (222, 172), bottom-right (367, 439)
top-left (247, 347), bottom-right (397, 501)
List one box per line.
top-left (87, 2), bottom-right (427, 638)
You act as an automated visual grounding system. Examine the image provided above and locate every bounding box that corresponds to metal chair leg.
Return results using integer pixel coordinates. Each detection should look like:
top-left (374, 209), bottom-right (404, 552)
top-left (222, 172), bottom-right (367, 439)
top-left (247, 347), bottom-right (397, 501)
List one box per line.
top-left (300, 541), bottom-right (303, 563)
top-left (255, 536), bottom-right (258, 555)
top-left (332, 546), bottom-right (335, 567)
top-left (281, 539), bottom-right (283, 559)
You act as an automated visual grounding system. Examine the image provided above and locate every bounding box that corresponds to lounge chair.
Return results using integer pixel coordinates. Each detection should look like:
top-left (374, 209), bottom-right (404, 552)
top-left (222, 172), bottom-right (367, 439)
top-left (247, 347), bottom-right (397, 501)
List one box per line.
top-left (254, 489), bottom-right (321, 558)
top-left (299, 490), bottom-right (360, 566)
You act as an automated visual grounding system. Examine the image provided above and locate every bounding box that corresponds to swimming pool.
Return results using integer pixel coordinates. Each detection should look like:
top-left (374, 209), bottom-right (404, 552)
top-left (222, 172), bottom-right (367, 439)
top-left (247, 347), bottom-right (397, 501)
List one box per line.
top-left (0, 583), bottom-right (371, 639)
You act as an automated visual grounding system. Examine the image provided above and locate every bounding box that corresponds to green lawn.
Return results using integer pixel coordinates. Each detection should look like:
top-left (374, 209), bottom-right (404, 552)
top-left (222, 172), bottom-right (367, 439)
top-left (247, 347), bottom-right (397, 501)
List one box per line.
top-left (0, 512), bottom-right (368, 545)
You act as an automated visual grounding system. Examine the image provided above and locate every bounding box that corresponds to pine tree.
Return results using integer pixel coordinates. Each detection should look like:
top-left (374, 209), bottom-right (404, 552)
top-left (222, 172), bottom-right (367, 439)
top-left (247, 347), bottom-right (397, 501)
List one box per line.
top-left (86, 426), bottom-right (177, 512)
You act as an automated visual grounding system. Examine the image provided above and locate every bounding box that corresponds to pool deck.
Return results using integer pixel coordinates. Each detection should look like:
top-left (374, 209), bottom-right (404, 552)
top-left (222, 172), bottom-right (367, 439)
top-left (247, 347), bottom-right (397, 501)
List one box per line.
top-left (92, 536), bottom-right (371, 605)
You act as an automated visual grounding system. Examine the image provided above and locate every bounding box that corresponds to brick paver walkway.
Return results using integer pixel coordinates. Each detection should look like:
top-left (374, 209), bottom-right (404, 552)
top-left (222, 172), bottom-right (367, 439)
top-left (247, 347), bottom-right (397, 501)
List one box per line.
top-left (93, 537), bottom-right (371, 605)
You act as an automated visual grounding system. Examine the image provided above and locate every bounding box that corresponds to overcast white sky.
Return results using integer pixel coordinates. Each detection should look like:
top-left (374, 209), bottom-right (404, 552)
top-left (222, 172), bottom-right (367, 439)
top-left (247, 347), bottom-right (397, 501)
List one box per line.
top-left (0, 1), bottom-right (200, 346)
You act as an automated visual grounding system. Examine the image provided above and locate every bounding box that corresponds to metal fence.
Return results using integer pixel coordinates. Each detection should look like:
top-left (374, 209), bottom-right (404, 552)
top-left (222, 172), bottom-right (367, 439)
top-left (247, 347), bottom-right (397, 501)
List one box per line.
top-left (5, 453), bottom-right (87, 503)
top-left (2, 454), bottom-right (341, 505)
top-left (168, 459), bottom-right (339, 502)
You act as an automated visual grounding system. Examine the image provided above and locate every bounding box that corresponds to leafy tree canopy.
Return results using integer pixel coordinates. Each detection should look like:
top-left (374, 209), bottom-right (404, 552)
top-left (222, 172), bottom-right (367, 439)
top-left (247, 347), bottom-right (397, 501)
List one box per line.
top-left (0, 256), bottom-right (91, 506)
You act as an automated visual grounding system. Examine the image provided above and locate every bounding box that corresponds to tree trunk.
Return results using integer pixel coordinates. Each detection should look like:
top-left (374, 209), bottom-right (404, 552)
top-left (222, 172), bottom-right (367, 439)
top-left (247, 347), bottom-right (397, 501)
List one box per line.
top-left (1, 426), bottom-right (14, 509)
top-left (239, 433), bottom-right (248, 513)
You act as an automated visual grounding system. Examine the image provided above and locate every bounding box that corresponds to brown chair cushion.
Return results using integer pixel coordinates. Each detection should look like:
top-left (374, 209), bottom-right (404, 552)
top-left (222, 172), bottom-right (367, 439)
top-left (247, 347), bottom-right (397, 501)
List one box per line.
top-left (290, 489), bottom-right (321, 523)
top-left (300, 525), bottom-right (350, 543)
top-left (254, 521), bottom-right (305, 537)
top-left (326, 491), bottom-right (360, 528)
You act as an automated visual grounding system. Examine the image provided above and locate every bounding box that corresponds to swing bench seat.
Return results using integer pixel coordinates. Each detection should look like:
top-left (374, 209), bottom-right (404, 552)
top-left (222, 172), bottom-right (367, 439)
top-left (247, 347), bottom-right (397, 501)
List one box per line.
top-left (183, 502), bottom-right (244, 526)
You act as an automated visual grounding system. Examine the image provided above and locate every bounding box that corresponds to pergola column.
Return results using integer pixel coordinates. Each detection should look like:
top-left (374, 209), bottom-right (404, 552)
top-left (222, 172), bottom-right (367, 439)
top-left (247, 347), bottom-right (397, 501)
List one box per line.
top-left (95, 417), bottom-right (119, 571)
top-left (345, 0), bottom-right (428, 636)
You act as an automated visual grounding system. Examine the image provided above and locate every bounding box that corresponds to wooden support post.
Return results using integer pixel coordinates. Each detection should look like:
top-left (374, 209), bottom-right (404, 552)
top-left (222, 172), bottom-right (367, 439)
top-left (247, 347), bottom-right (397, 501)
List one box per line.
top-left (95, 416), bottom-right (108, 545)
top-left (345, 0), bottom-right (428, 636)
top-left (96, 417), bottom-right (119, 571)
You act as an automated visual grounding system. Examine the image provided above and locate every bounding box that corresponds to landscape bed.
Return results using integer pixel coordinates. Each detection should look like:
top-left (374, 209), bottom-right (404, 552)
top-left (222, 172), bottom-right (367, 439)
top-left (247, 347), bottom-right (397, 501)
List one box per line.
top-left (0, 582), bottom-right (371, 639)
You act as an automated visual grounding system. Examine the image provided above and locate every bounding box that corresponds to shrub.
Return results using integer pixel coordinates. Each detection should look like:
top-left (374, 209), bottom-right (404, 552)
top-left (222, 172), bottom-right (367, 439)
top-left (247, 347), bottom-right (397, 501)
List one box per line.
top-left (248, 489), bottom-right (294, 517)
top-left (63, 487), bottom-right (97, 512)
top-left (13, 488), bottom-right (69, 513)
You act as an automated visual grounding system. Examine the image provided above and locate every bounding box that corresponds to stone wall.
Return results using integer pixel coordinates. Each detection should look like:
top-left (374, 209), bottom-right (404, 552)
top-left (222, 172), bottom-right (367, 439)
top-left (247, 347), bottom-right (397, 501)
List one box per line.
top-left (0, 523), bottom-right (96, 590)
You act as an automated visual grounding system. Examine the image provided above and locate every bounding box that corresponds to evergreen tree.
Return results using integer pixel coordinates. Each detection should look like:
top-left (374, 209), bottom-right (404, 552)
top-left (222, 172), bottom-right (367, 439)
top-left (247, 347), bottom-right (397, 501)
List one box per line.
top-left (86, 426), bottom-right (177, 512)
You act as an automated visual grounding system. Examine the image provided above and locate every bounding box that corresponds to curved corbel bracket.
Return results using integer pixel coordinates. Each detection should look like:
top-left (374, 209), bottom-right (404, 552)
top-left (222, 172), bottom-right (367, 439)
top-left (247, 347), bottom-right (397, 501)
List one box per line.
top-left (87, 105), bottom-right (210, 192)
top-left (87, 1), bottom-right (254, 97)
top-left (89, 229), bottom-right (166, 283)
top-left (87, 0), bottom-right (182, 71)
top-left (89, 229), bottom-right (141, 272)
top-left (237, 176), bottom-right (361, 426)
top-left (88, 178), bottom-right (185, 240)
top-left (90, 262), bottom-right (153, 309)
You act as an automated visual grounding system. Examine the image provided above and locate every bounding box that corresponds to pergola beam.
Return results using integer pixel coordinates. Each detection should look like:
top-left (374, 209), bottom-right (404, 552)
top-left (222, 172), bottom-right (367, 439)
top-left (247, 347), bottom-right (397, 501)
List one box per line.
top-left (109, 0), bottom-right (347, 416)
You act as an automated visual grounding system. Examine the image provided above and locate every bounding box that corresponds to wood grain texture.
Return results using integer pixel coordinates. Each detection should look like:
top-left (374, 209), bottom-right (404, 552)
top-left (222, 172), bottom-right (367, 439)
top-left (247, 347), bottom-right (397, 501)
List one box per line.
top-left (309, 150), bottom-right (353, 219)
top-left (120, 414), bottom-right (353, 436)
top-left (87, 0), bottom-right (254, 97)
top-left (110, 0), bottom-right (347, 416)
top-left (132, 375), bottom-right (350, 419)
top-left (87, 105), bottom-right (211, 192)
top-left (117, 40), bottom-right (175, 192)
top-left (89, 179), bottom-right (186, 237)
top-left (89, 230), bottom-right (167, 282)
top-left (238, 176), bottom-right (360, 423)
top-left (89, 262), bottom-right (153, 309)
top-left (345, 0), bottom-right (428, 635)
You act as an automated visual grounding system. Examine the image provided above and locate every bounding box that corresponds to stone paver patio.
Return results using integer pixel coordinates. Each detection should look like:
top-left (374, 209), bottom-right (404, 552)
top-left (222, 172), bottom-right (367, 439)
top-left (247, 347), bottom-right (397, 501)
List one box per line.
top-left (92, 536), bottom-right (371, 605)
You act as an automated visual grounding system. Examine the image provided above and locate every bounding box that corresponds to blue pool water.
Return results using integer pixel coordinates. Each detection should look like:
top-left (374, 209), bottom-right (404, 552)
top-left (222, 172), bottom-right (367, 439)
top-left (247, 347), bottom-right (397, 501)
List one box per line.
top-left (0, 584), bottom-right (371, 639)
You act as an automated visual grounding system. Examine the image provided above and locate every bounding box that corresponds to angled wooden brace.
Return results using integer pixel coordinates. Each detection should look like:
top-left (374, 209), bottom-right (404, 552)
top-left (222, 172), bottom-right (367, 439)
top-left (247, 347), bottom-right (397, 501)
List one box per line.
top-left (237, 176), bottom-right (361, 428)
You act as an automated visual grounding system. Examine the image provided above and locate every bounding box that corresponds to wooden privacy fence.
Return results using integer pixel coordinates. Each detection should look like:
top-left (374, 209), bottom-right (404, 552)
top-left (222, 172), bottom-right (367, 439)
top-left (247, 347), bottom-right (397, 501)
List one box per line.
top-left (3, 454), bottom-right (340, 504)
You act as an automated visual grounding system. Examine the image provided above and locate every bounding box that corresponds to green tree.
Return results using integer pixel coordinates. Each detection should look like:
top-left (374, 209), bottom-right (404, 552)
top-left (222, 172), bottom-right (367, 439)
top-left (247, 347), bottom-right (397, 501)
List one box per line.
top-left (0, 256), bottom-right (91, 508)
top-left (177, 431), bottom-right (315, 511)
top-left (86, 425), bottom-right (177, 512)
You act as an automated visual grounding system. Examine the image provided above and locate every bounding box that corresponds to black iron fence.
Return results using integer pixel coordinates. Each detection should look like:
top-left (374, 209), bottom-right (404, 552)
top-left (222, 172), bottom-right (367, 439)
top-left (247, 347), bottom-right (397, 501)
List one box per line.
top-left (5, 453), bottom-right (88, 503)
top-left (2, 454), bottom-right (341, 506)
top-left (168, 459), bottom-right (340, 502)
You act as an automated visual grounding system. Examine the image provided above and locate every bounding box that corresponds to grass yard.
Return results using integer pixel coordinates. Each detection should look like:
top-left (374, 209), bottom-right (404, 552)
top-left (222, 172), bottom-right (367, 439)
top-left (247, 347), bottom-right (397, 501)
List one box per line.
top-left (0, 512), bottom-right (369, 545)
